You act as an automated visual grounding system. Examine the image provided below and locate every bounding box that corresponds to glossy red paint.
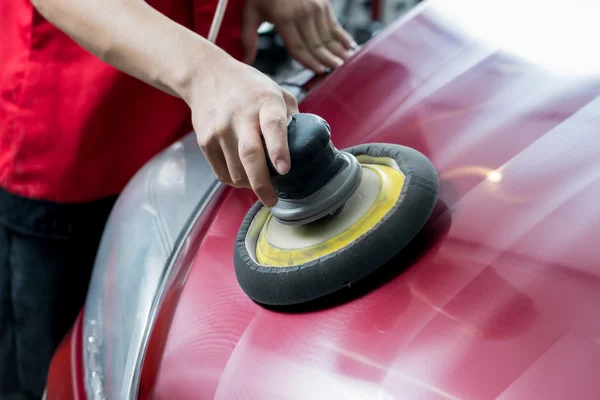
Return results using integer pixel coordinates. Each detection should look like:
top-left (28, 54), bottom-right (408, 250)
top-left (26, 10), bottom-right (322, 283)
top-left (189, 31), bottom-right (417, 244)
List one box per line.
top-left (153, 1), bottom-right (600, 399)
top-left (138, 185), bottom-right (226, 399)
top-left (45, 311), bottom-right (86, 400)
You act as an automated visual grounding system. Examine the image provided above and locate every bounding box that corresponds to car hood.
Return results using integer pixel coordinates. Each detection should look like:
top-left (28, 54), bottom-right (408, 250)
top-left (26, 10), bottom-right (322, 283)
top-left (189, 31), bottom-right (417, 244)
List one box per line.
top-left (153, 1), bottom-right (600, 399)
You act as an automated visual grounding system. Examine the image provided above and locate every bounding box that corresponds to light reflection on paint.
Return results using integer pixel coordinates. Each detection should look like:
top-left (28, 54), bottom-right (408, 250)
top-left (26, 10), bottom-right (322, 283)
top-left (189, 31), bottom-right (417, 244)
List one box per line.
top-left (441, 165), bottom-right (531, 203)
top-left (213, 345), bottom-right (396, 400)
top-left (433, 0), bottom-right (600, 75)
top-left (440, 166), bottom-right (494, 180)
top-left (320, 340), bottom-right (465, 400)
top-left (486, 169), bottom-right (503, 183)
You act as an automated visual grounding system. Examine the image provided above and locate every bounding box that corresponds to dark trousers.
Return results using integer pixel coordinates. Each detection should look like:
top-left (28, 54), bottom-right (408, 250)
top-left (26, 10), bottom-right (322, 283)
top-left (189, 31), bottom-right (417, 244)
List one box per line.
top-left (0, 188), bottom-right (116, 400)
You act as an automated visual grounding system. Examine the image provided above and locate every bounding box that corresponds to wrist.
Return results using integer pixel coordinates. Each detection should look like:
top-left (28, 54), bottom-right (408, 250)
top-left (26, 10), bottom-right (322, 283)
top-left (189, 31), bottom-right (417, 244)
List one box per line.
top-left (131, 9), bottom-right (235, 101)
top-left (155, 33), bottom-right (231, 101)
top-left (179, 48), bottom-right (243, 106)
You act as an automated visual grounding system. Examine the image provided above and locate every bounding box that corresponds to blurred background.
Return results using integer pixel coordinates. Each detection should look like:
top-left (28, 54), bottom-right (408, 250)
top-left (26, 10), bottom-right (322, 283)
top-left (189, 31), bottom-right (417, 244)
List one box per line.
top-left (254, 0), bottom-right (423, 96)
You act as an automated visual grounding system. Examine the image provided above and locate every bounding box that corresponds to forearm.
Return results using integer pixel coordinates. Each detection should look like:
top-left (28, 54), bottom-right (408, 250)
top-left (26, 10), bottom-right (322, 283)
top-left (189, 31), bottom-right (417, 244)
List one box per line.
top-left (31, 0), bottom-right (228, 99)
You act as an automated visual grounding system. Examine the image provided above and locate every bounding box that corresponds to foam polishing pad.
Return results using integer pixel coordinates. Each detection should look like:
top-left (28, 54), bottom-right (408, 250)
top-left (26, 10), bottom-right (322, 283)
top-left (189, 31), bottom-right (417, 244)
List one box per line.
top-left (234, 143), bottom-right (439, 306)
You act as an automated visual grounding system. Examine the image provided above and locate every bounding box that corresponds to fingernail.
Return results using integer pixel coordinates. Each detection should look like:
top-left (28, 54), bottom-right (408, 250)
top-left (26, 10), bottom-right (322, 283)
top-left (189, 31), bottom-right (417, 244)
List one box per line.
top-left (265, 195), bottom-right (278, 207)
top-left (276, 160), bottom-right (289, 175)
top-left (318, 65), bottom-right (328, 74)
top-left (351, 41), bottom-right (358, 49)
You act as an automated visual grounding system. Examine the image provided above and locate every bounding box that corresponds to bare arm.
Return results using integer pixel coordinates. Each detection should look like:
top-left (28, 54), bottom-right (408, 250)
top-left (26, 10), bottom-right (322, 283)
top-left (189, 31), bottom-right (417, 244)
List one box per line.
top-left (31, 0), bottom-right (227, 99)
top-left (31, 0), bottom-right (350, 208)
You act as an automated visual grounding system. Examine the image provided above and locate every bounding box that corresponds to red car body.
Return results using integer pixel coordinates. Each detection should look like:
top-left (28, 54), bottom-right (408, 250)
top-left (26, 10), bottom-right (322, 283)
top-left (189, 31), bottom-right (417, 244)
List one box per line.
top-left (46, 1), bottom-right (600, 399)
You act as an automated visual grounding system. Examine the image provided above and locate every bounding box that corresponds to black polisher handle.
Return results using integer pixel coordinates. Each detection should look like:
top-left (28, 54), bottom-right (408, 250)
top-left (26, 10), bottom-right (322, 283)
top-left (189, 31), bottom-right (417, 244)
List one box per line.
top-left (262, 113), bottom-right (346, 200)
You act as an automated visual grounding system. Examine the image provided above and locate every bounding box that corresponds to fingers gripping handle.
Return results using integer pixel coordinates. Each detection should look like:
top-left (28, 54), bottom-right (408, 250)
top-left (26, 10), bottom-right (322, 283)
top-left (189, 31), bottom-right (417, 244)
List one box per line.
top-left (262, 117), bottom-right (293, 178)
top-left (263, 113), bottom-right (346, 200)
top-left (263, 113), bottom-right (332, 177)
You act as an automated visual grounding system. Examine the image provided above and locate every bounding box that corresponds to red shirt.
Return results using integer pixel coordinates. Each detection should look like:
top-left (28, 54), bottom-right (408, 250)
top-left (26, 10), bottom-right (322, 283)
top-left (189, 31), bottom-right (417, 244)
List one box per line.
top-left (0, 0), bottom-right (244, 203)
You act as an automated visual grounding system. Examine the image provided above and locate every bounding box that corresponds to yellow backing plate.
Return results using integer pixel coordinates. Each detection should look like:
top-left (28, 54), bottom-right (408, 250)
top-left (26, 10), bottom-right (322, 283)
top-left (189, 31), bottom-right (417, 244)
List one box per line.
top-left (255, 163), bottom-right (405, 266)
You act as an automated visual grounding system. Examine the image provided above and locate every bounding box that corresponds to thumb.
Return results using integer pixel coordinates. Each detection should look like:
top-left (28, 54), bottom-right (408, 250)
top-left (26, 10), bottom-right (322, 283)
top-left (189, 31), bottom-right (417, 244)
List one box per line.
top-left (241, 5), bottom-right (261, 65)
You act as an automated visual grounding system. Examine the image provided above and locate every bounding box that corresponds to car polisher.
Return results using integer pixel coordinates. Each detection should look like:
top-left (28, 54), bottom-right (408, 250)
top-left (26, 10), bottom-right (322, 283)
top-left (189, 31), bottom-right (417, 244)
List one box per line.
top-left (233, 113), bottom-right (439, 307)
top-left (264, 113), bottom-right (363, 226)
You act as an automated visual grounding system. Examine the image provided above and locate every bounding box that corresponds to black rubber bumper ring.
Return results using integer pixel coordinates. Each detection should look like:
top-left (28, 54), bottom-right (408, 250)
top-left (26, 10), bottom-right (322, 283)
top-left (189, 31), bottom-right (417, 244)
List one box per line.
top-left (233, 143), bottom-right (440, 307)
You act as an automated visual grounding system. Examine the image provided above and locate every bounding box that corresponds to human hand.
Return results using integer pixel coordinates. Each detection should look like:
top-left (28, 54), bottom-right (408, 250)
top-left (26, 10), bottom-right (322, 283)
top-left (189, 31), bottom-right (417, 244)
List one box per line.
top-left (186, 56), bottom-right (298, 207)
top-left (241, 0), bottom-right (357, 74)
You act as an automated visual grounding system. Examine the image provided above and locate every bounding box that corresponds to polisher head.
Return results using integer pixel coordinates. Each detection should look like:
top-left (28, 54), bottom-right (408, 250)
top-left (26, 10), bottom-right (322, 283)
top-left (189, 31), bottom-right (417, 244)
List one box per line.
top-left (264, 113), bottom-right (363, 225)
top-left (235, 113), bottom-right (440, 307)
